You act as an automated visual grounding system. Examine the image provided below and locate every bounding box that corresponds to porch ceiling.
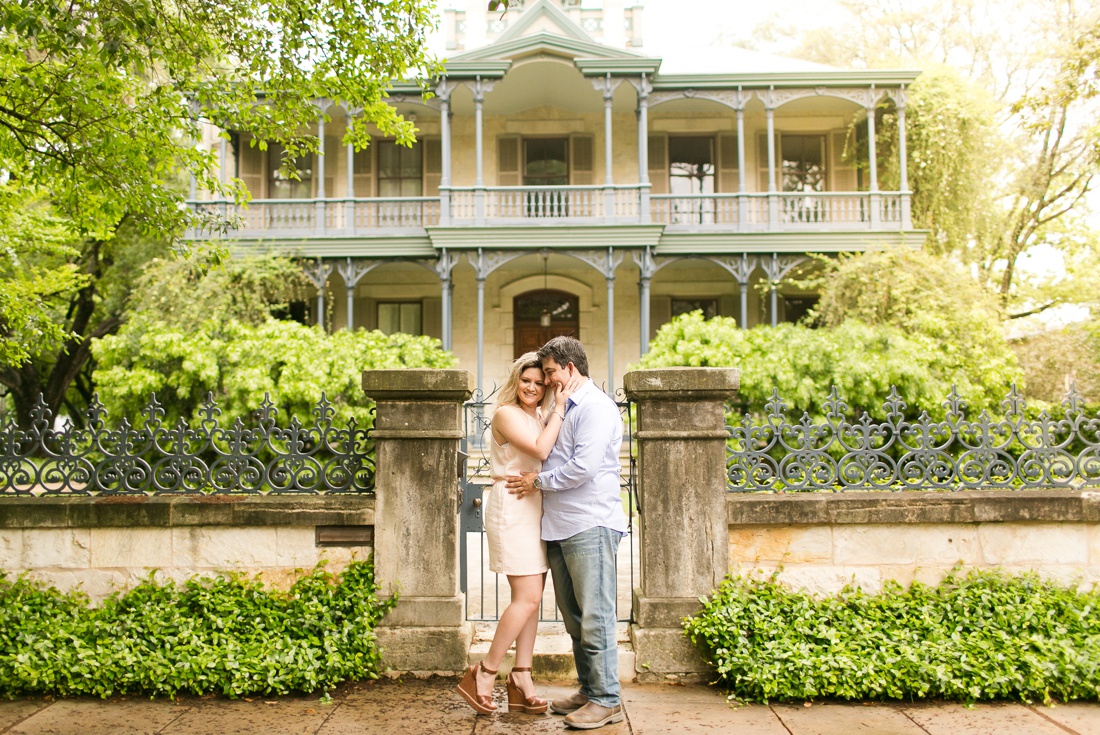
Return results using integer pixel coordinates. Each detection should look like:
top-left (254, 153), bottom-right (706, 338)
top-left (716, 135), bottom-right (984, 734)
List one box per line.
top-left (449, 58), bottom-right (636, 116)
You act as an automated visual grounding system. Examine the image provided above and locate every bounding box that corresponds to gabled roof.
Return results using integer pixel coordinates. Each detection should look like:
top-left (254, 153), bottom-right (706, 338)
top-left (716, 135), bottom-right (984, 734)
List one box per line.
top-left (446, 0), bottom-right (656, 73)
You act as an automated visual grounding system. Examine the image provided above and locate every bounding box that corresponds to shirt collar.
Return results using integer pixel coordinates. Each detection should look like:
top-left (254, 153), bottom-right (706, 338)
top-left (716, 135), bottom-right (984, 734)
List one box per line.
top-left (568, 377), bottom-right (596, 409)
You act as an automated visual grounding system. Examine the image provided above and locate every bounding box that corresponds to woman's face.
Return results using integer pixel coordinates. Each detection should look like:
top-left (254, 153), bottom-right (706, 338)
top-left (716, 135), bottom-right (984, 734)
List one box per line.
top-left (517, 366), bottom-right (546, 409)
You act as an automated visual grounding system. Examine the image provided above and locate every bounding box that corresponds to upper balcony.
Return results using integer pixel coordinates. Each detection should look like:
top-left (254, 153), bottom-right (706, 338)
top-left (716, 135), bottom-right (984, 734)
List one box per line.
top-left (189, 186), bottom-right (909, 239)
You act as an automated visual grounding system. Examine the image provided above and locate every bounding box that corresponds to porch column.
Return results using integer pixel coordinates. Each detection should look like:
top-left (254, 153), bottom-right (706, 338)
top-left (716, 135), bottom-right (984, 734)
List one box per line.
top-left (218, 133), bottom-right (228, 219)
top-left (866, 88), bottom-right (881, 227)
top-left (736, 98), bottom-right (747, 229)
top-left (636, 74), bottom-right (651, 224)
top-left (474, 77), bottom-right (486, 224)
top-left (624, 367), bottom-right (740, 679)
top-left (606, 262), bottom-right (616, 394)
top-left (602, 74), bottom-right (615, 223)
top-left (635, 247), bottom-right (656, 356)
top-left (304, 259), bottom-right (333, 331)
top-left (475, 248), bottom-right (486, 393)
top-left (345, 107), bottom-right (356, 234)
top-left (439, 80), bottom-right (453, 226)
top-left (435, 249), bottom-right (458, 351)
top-left (315, 104), bottom-right (328, 235)
top-left (896, 87), bottom-right (911, 229)
top-left (364, 368), bottom-right (474, 672)
top-left (765, 91), bottom-right (778, 228)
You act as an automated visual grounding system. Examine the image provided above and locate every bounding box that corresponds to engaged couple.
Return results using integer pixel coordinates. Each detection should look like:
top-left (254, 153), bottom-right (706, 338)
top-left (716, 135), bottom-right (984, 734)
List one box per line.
top-left (455, 336), bottom-right (627, 730)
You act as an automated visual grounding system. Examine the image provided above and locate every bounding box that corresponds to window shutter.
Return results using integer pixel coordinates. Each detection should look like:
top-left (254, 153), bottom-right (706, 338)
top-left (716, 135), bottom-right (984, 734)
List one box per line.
top-left (239, 135), bottom-right (264, 199)
top-left (498, 137), bottom-right (520, 186)
top-left (650, 295), bottom-right (671, 340)
top-left (353, 145), bottom-right (373, 197)
top-left (830, 131), bottom-right (857, 192)
top-left (423, 138), bottom-right (442, 196)
top-left (647, 135), bottom-right (667, 194)
top-left (570, 135), bottom-right (594, 186)
top-left (717, 134), bottom-right (739, 193)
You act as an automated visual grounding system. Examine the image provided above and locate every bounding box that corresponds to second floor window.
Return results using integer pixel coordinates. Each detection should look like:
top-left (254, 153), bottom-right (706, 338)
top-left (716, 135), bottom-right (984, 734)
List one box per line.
top-left (378, 142), bottom-right (423, 197)
top-left (668, 137), bottom-right (715, 196)
top-left (781, 135), bottom-right (825, 193)
top-left (269, 144), bottom-right (313, 199)
top-left (524, 138), bottom-right (569, 186)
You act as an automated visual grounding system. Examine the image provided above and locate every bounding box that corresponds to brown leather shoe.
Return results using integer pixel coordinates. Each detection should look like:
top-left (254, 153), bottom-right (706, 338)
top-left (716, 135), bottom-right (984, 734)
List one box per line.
top-left (550, 689), bottom-right (589, 715)
top-left (563, 701), bottom-right (624, 729)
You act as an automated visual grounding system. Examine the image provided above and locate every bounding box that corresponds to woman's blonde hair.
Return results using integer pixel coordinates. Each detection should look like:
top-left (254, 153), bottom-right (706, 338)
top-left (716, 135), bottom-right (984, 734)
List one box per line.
top-left (494, 351), bottom-right (554, 413)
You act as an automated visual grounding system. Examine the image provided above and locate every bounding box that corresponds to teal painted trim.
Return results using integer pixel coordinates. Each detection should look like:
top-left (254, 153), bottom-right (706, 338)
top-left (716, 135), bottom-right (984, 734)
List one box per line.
top-left (652, 70), bottom-right (921, 89)
top-left (439, 61), bottom-right (512, 78)
top-left (219, 237), bottom-right (436, 259)
top-left (427, 225), bottom-right (664, 250)
top-left (656, 230), bottom-right (929, 254)
top-left (575, 57), bottom-right (662, 75)
top-left (450, 32), bottom-right (641, 64)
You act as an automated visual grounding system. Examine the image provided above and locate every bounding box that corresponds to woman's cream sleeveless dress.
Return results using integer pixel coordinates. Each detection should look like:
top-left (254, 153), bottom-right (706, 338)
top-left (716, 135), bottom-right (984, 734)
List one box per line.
top-left (484, 408), bottom-right (549, 575)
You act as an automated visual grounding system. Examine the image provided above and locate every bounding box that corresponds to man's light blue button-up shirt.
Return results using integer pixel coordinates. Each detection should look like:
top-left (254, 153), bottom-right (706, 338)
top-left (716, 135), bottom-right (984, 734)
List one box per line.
top-left (538, 379), bottom-right (628, 542)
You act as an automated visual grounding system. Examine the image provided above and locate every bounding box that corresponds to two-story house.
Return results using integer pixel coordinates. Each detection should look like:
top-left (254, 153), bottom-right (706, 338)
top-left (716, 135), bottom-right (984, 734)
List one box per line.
top-left (192, 0), bottom-right (923, 394)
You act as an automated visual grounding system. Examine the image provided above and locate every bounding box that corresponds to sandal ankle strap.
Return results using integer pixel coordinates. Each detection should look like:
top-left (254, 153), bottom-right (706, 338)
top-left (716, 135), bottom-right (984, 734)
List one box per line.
top-left (510, 666), bottom-right (532, 672)
top-left (479, 661), bottom-right (498, 675)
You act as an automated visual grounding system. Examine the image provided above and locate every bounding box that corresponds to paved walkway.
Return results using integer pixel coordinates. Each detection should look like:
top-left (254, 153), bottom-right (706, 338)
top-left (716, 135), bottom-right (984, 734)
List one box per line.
top-left (2, 678), bottom-right (1099, 735)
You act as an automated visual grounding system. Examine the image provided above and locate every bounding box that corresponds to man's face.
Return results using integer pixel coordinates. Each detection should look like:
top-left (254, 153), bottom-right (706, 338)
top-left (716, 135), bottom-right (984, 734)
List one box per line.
top-left (540, 356), bottom-right (572, 389)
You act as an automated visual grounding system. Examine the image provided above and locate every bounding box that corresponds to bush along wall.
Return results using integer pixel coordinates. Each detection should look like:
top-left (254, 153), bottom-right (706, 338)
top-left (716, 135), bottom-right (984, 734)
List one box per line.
top-left (684, 569), bottom-right (1100, 704)
top-left (0, 560), bottom-right (394, 698)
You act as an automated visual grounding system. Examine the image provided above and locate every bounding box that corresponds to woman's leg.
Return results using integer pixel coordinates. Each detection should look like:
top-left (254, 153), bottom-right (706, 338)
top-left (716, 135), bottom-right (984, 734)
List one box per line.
top-left (478, 573), bottom-right (545, 697)
top-left (510, 572), bottom-right (547, 697)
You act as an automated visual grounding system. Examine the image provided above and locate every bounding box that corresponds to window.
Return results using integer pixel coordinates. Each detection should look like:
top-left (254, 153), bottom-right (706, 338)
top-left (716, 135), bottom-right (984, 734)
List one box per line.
top-left (378, 302), bottom-right (422, 335)
top-left (781, 135), bottom-right (825, 193)
top-left (671, 298), bottom-right (717, 320)
top-left (524, 138), bottom-right (569, 217)
top-left (378, 142), bottom-right (423, 197)
top-left (524, 139), bottom-right (569, 186)
top-left (668, 137), bottom-right (715, 224)
top-left (268, 144), bottom-right (313, 199)
top-left (782, 296), bottom-right (819, 325)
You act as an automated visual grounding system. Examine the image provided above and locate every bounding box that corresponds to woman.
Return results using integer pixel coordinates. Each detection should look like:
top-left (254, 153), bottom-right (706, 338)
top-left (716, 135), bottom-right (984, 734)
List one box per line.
top-left (456, 352), bottom-right (580, 715)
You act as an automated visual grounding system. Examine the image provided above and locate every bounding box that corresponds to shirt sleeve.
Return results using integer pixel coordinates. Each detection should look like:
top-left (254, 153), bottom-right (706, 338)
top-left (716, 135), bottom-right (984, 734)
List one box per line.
top-left (538, 397), bottom-right (618, 491)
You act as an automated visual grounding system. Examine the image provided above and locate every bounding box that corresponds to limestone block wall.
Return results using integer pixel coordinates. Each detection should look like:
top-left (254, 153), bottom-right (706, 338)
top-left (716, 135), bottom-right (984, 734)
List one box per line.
top-left (727, 490), bottom-right (1100, 595)
top-left (0, 495), bottom-right (374, 601)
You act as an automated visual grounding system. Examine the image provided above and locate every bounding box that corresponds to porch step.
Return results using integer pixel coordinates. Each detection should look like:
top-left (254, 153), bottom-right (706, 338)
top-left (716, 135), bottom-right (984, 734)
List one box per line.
top-left (467, 621), bottom-right (636, 683)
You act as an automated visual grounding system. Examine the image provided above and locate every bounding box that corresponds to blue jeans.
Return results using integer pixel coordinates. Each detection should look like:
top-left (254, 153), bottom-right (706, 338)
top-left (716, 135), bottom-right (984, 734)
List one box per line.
top-left (547, 526), bottom-right (623, 708)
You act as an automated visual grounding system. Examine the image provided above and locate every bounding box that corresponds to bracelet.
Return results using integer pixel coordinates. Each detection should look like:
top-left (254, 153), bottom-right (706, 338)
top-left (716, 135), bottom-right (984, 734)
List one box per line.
top-left (554, 412), bottom-right (565, 420)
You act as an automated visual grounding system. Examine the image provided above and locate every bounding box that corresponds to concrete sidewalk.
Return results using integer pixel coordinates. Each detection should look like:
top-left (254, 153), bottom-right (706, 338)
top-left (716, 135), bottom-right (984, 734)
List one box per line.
top-left (2, 677), bottom-right (1099, 735)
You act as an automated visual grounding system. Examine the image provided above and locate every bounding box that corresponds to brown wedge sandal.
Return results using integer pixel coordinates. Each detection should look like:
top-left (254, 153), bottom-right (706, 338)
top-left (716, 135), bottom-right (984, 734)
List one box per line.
top-left (456, 661), bottom-right (498, 715)
top-left (506, 667), bottom-right (549, 714)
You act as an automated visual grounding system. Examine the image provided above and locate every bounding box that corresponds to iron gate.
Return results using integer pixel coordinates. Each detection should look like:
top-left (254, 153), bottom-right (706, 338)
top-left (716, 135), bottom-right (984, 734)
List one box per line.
top-left (458, 387), bottom-right (638, 623)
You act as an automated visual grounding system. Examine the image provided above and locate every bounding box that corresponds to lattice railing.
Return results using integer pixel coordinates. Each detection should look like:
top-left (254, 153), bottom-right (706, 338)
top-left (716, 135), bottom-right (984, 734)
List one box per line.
top-left (0, 394), bottom-right (374, 496)
top-left (727, 385), bottom-right (1100, 492)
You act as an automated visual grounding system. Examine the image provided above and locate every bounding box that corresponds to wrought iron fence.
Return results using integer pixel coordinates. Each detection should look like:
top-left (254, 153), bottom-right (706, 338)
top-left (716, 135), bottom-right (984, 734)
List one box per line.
top-left (727, 385), bottom-right (1100, 492)
top-left (0, 393), bottom-right (374, 496)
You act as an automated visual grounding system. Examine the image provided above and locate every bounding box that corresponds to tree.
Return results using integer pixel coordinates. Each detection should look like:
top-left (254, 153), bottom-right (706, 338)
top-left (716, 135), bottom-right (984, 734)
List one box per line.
top-left (759, 0), bottom-right (1100, 317)
top-left (0, 0), bottom-right (440, 427)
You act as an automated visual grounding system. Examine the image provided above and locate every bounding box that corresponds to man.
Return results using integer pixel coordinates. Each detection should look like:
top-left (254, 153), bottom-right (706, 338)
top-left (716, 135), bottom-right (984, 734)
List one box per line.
top-left (506, 336), bottom-right (627, 730)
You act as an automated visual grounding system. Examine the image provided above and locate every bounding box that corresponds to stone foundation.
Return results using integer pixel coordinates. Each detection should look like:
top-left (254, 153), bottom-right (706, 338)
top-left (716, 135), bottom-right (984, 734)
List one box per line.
top-left (727, 490), bottom-right (1100, 594)
top-left (0, 495), bottom-right (374, 600)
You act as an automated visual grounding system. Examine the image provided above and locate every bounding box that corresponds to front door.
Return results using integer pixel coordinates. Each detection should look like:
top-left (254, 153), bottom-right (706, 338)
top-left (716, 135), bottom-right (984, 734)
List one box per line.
top-left (513, 290), bottom-right (579, 358)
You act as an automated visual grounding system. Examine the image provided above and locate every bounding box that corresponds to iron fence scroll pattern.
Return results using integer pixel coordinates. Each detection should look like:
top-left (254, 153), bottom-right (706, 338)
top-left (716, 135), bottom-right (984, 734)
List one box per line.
top-left (1, 393), bottom-right (374, 495)
top-left (727, 385), bottom-right (1100, 492)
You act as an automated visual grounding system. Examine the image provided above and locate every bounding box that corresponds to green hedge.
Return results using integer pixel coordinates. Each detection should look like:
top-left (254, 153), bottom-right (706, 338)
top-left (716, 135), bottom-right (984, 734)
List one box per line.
top-left (0, 560), bottom-right (394, 698)
top-left (684, 570), bottom-right (1100, 703)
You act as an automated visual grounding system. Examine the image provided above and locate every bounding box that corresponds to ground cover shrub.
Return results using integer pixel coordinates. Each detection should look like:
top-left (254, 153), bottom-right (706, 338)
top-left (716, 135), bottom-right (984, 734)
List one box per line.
top-left (0, 560), bottom-right (394, 698)
top-left (684, 569), bottom-right (1100, 703)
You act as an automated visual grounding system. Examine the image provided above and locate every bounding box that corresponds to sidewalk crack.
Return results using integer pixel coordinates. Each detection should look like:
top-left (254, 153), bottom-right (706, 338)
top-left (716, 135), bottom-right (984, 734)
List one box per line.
top-left (768, 704), bottom-right (795, 735)
top-left (1028, 704), bottom-right (1082, 735)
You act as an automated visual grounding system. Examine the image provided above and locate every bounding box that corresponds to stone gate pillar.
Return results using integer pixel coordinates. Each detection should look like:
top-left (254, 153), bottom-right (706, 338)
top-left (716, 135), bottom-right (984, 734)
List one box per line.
top-left (363, 369), bottom-right (473, 673)
top-left (623, 367), bottom-right (740, 680)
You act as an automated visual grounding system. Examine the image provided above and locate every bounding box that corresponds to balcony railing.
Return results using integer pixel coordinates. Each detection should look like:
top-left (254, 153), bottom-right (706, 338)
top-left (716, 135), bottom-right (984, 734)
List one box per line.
top-left (186, 188), bottom-right (910, 238)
